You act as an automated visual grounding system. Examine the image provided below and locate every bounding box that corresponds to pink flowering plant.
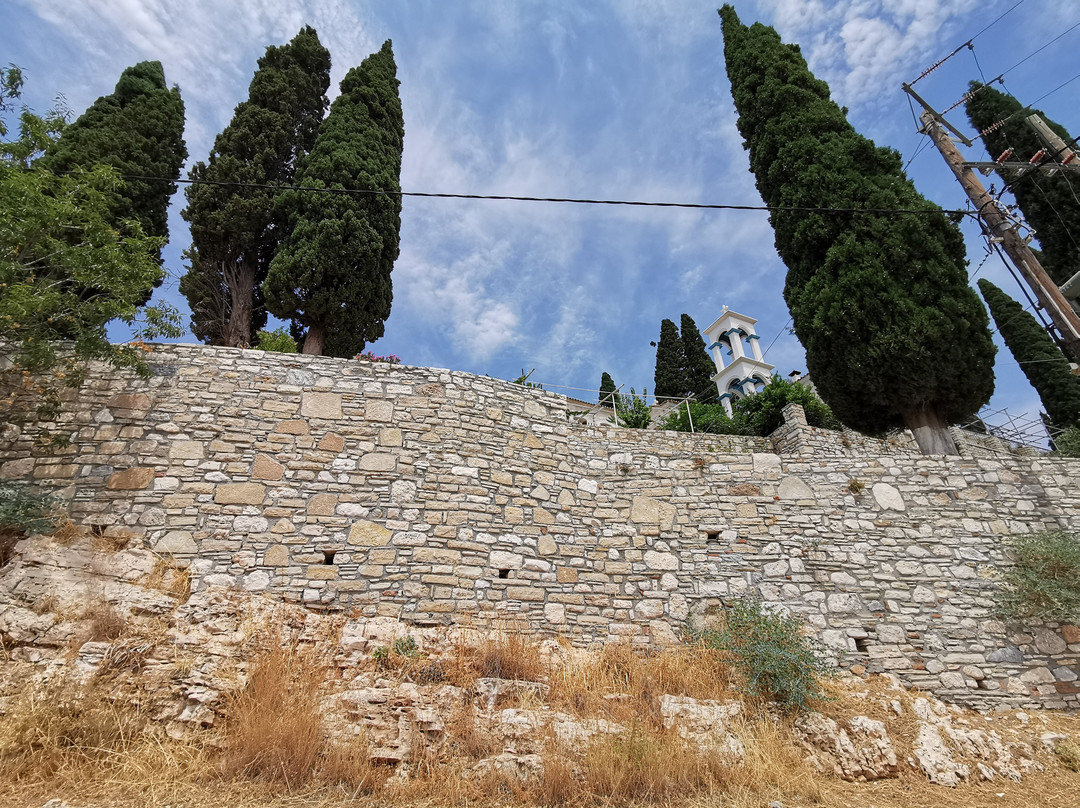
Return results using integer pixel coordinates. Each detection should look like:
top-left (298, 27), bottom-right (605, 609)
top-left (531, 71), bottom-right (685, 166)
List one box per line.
top-left (353, 351), bottom-right (401, 364)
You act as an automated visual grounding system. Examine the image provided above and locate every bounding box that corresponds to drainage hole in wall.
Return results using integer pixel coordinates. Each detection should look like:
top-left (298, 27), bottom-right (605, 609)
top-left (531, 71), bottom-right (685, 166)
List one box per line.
top-left (498, 568), bottom-right (510, 579)
top-left (322, 550), bottom-right (337, 566)
top-left (705, 530), bottom-right (721, 543)
top-left (853, 637), bottom-right (869, 653)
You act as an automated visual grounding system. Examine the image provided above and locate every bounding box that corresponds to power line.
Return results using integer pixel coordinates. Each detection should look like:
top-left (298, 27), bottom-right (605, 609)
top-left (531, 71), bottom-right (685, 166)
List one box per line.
top-left (1000, 19), bottom-right (1080, 79)
top-left (119, 173), bottom-right (975, 218)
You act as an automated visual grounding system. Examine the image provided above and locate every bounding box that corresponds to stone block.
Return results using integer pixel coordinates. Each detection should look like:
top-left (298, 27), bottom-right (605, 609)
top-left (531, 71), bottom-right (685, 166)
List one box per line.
top-left (872, 483), bottom-right (906, 512)
top-left (349, 520), bottom-right (392, 547)
top-left (252, 453), bottom-right (284, 480)
top-left (1035, 629), bottom-right (1068, 655)
top-left (630, 495), bottom-right (676, 529)
top-left (545, 602), bottom-right (567, 624)
top-left (264, 545), bottom-right (291, 566)
top-left (307, 493), bottom-right (337, 515)
top-left (275, 419), bottom-right (310, 435)
top-left (490, 550), bottom-right (523, 569)
top-left (379, 428), bottom-right (402, 447)
top-left (538, 536), bottom-right (557, 555)
top-left (169, 441), bottom-right (205, 460)
top-left (108, 393), bottom-right (152, 411)
top-left (301, 392), bottom-right (342, 420)
top-left (507, 586), bottom-right (546, 602)
top-left (214, 483), bottom-right (266, 505)
top-left (777, 476), bottom-right (814, 500)
top-left (0, 457), bottom-right (34, 479)
top-left (307, 565), bottom-right (339, 580)
top-left (556, 566), bottom-right (578, 583)
top-left (644, 551), bottom-right (679, 571)
top-left (107, 467), bottom-right (156, 490)
top-left (360, 453), bottom-right (397, 472)
top-left (153, 530), bottom-right (197, 555)
top-left (366, 399), bottom-right (394, 422)
top-left (318, 432), bottom-right (345, 452)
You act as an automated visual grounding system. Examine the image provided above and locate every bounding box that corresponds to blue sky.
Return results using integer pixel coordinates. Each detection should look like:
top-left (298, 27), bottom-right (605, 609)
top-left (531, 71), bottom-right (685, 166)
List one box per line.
top-left (3, 0), bottom-right (1077, 442)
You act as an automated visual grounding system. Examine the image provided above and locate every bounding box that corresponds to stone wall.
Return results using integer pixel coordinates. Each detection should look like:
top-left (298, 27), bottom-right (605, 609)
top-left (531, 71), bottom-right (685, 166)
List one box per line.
top-left (1, 344), bottom-right (1078, 710)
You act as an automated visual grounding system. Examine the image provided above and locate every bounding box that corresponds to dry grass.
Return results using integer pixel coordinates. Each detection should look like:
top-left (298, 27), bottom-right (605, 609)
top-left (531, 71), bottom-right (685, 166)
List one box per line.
top-left (0, 677), bottom-right (155, 785)
top-left (572, 725), bottom-right (728, 805)
top-left (2, 618), bottom-right (1079, 808)
top-left (473, 630), bottom-right (546, 682)
top-left (146, 554), bottom-right (192, 600)
top-left (220, 631), bottom-right (328, 783)
top-left (78, 599), bottom-right (129, 643)
top-left (548, 640), bottom-right (734, 726)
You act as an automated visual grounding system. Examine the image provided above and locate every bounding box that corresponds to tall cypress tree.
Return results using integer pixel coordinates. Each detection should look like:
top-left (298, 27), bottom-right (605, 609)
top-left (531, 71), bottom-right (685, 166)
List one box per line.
top-left (263, 40), bottom-right (403, 356)
top-left (978, 279), bottom-right (1080, 428)
top-left (680, 313), bottom-right (716, 400)
top-left (39, 61), bottom-right (186, 278)
top-left (966, 84), bottom-right (1079, 287)
top-left (599, 371), bottom-right (620, 408)
top-left (719, 6), bottom-right (995, 454)
top-left (654, 318), bottom-right (689, 400)
top-left (180, 27), bottom-right (330, 347)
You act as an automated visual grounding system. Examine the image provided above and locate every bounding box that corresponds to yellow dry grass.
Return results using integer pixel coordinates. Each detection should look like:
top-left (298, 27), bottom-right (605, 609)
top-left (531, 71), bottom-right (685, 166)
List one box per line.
top-left (2, 626), bottom-right (1078, 808)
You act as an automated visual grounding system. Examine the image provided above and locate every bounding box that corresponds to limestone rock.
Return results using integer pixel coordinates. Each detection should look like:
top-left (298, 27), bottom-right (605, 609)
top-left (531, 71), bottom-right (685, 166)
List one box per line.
top-left (795, 712), bottom-right (898, 782)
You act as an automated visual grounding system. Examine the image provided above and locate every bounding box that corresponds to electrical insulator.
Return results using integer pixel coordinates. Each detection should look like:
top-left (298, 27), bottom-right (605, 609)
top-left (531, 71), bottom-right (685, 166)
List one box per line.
top-left (995, 148), bottom-right (1013, 163)
top-left (1030, 149), bottom-right (1046, 164)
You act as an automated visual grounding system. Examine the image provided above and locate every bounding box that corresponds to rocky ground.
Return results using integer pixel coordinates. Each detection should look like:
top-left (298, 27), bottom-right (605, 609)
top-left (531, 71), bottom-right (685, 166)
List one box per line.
top-left (1, 531), bottom-right (1078, 808)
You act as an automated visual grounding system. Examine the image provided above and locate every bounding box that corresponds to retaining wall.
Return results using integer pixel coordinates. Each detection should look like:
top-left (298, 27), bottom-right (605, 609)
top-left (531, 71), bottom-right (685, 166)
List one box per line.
top-left (1, 344), bottom-right (1078, 709)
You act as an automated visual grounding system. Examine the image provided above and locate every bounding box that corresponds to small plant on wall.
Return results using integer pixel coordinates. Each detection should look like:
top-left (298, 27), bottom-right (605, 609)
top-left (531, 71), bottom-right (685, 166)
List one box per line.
top-left (995, 530), bottom-right (1080, 623)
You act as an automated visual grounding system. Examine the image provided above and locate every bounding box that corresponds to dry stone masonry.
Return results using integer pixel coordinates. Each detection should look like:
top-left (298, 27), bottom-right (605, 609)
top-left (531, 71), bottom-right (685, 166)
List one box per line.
top-left (1, 344), bottom-right (1078, 710)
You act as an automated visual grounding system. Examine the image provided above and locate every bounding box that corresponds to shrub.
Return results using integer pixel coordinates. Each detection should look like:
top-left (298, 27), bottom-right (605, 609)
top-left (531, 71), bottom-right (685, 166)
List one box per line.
top-left (0, 482), bottom-right (59, 566)
top-left (733, 375), bottom-right (840, 437)
top-left (615, 388), bottom-right (651, 429)
top-left (695, 598), bottom-right (832, 713)
top-left (659, 400), bottom-right (746, 435)
top-left (253, 327), bottom-right (298, 353)
top-left (1052, 425), bottom-right (1080, 457)
top-left (355, 351), bottom-right (401, 364)
top-left (995, 530), bottom-right (1080, 622)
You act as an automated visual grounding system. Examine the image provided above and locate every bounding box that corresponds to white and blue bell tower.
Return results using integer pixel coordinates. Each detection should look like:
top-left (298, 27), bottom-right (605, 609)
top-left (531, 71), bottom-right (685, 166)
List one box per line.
top-left (703, 307), bottom-right (775, 416)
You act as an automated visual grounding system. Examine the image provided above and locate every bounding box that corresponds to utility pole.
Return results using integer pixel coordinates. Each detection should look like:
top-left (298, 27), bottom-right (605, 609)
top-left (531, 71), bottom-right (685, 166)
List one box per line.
top-left (917, 108), bottom-right (1080, 363)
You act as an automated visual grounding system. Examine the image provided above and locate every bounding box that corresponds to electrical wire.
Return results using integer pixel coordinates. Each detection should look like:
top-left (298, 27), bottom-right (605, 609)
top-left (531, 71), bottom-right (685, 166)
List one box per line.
top-left (999, 19), bottom-right (1080, 79)
top-left (120, 173), bottom-right (976, 218)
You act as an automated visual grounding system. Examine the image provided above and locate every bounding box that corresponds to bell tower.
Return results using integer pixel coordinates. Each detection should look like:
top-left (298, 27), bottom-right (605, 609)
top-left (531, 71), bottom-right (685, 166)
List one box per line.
top-left (702, 308), bottom-right (775, 415)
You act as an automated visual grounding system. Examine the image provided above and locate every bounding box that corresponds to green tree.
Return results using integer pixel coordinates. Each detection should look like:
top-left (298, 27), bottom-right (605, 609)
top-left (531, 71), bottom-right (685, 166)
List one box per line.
top-left (264, 40), bottom-right (403, 356)
top-left (680, 313), bottom-right (716, 400)
top-left (599, 371), bottom-right (620, 409)
top-left (966, 83), bottom-right (1078, 286)
top-left (719, 6), bottom-right (995, 454)
top-left (659, 400), bottom-right (744, 435)
top-left (615, 388), bottom-right (651, 429)
top-left (653, 318), bottom-right (688, 400)
top-left (733, 374), bottom-right (840, 436)
top-left (1, 80), bottom-right (181, 424)
top-left (978, 279), bottom-right (1080, 428)
top-left (180, 27), bottom-right (331, 347)
top-left (38, 61), bottom-right (186, 280)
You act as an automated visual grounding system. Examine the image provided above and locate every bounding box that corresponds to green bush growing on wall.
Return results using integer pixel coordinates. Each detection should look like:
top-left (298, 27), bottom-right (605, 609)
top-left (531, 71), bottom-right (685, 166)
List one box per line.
top-left (995, 531), bottom-right (1080, 623)
top-left (695, 598), bottom-right (833, 713)
top-left (254, 328), bottom-right (299, 353)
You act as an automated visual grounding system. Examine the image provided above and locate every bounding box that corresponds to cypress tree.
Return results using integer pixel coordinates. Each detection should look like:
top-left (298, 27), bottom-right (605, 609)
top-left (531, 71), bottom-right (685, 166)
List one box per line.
top-left (599, 371), bottom-right (619, 408)
top-left (38, 61), bottom-right (186, 279)
top-left (654, 318), bottom-right (689, 400)
top-left (680, 313), bottom-right (716, 400)
top-left (978, 279), bottom-right (1080, 428)
top-left (180, 27), bottom-right (330, 346)
top-left (263, 40), bottom-right (403, 356)
top-left (719, 6), bottom-right (995, 454)
top-left (966, 84), bottom-right (1078, 286)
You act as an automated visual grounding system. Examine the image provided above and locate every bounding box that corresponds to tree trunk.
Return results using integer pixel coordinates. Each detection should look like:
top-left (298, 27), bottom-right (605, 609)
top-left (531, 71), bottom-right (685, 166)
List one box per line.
top-left (302, 323), bottom-right (325, 355)
top-left (901, 402), bottom-right (959, 456)
top-left (223, 263), bottom-right (255, 348)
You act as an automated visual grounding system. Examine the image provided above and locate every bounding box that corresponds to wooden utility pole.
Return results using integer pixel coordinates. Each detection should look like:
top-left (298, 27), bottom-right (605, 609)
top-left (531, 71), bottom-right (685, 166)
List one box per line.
top-left (918, 110), bottom-right (1080, 363)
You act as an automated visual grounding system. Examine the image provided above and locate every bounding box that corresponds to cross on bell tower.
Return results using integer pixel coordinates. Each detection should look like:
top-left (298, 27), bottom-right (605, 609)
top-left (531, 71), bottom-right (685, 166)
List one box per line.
top-left (702, 307), bottom-right (775, 416)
